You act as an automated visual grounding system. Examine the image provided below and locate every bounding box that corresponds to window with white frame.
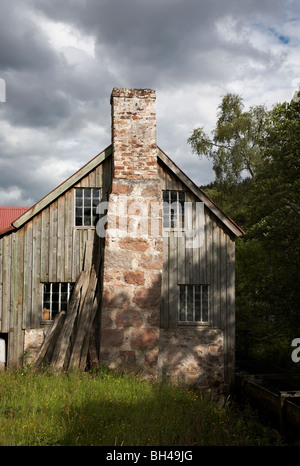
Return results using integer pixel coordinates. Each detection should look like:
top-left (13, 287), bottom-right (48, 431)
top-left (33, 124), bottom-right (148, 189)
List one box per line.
top-left (179, 285), bottom-right (209, 323)
top-left (75, 188), bottom-right (101, 227)
top-left (162, 190), bottom-right (185, 229)
top-left (42, 283), bottom-right (74, 321)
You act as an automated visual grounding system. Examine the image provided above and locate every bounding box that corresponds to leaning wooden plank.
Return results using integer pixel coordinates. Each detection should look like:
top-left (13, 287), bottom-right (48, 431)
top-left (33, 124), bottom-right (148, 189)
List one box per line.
top-left (87, 329), bottom-right (99, 369)
top-left (68, 265), bottom-right (98, 370)
top-left (79, 290), bottom-right (100, 371)
top-left (49, 270), bottom-right (88, 371)
top-left (83, 240), bottom-right (93, 272)
top-left (34, 311), bottom-right (66, 368)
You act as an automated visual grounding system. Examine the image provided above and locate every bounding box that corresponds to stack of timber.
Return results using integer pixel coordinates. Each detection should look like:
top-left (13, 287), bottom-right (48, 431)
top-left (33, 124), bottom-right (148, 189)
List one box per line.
top-left (34, 240), bottom-right (101, 371)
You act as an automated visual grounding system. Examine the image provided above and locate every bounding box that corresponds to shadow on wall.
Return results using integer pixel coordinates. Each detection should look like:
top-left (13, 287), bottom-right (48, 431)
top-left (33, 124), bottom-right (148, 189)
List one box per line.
top-left (96, 236), bottom-right (234, 391)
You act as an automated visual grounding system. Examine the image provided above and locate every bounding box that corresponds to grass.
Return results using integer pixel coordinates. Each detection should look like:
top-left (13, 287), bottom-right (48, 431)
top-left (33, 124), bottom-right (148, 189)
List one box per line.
top-left (0, 364), bottom-right (285, 446)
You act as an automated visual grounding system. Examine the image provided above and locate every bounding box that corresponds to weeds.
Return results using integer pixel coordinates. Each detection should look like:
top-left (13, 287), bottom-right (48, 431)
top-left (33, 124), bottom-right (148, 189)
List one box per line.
top-left (0, 365), bottom-right (284, 446)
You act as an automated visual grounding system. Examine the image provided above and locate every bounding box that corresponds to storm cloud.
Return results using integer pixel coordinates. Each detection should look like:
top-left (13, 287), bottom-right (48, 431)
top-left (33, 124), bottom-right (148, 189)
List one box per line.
top-left (0, 0), bottom-right (299, 205)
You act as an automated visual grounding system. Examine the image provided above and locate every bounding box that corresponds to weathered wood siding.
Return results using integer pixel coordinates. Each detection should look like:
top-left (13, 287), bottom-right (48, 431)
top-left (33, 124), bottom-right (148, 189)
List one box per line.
top-left (158, 161), bottom-right (236, 385)
top-left (0, 156), bottom-right (111, 366)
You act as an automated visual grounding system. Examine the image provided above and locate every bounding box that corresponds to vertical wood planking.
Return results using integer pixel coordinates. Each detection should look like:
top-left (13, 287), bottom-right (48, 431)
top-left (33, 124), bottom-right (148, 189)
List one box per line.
top-left (10, 232), bottom-right (18, 330)
top-left (168, 233), bottom-right (178, 328)
top-left (57, 196), bottom-right (65, 283)
top-left (225, 236), bottom-right (235, 387)
top-left (23, 222), bottom-right (33, 328)
top-left (2, 235), bottom-right (11, 332)
top-left (161, 236), bottom-right (169, 328)
top-left (32, 216), bottom-right (42, 328)
top-left (220, 228), bottom-right (227, 330)
top-left (0, 158), bottom-right (107, 368)
top-left (0, 239), bottom-right (3, 330)
top-left (49, 200), bottom-right (58, 282)
top-left (40, 208), bottom-right (50, 282)
top-left (16, 229), bottom-right (25, 364)
top-left (64, 190), bottom-right (73, 283)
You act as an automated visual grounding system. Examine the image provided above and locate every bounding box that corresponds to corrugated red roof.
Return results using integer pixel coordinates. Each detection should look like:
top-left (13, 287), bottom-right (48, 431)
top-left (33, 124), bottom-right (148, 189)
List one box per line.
top-left (0, 206), bottom-right (31, 235)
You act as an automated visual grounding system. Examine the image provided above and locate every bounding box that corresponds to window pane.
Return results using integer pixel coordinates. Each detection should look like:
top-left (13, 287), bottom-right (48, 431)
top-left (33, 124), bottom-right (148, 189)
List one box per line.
top-left (162, 191), bottom-right (185, 230)
top-left (163, 214), bottom-right (169, 229)
top-left (76, 188), bottom-right (83, 199)
top-left (92, 188), bottom-right (100, 199)
top-left (187, 285), bottom-right (194, 321)
top-left (76, 216), bottom-right (83, 226)
top-left (84, 208), bottom-right (91, 226)
top-left (52, 283), bottom-right (59, 293)
top-left (202, 286), bottom-right (209, 322)
top-left (84, 197), bottom-right (91, 207)
top-left (194, 285), bottom-right (201, 321)
top-left (76, 207), bottom-right (82, 217)
top-left (60, 283), bottom-right (68, 293)
top-left (162, 191), bottom-right (169, 203)
top-left (171, 191), bottom-right (177, 204)
top-left (92, 207), bottom-right (98, 226)
top-left (42, 283), bottom-right (74, 319)
top-left (52, 300), bottom-right (59, 312)
top-left (76, 197), bottom-right (83, 207)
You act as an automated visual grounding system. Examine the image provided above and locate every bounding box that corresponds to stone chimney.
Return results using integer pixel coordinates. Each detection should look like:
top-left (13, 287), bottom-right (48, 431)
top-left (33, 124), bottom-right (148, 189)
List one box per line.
top-left (110, 88), bottom-right (158, 181)
top-left (99, 89), bottom-right (163, 377)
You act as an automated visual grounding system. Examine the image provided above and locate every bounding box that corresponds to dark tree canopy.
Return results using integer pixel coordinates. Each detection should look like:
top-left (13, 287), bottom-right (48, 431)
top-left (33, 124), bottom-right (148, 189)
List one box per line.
top-left (191, 92), bottom-right (300, 368)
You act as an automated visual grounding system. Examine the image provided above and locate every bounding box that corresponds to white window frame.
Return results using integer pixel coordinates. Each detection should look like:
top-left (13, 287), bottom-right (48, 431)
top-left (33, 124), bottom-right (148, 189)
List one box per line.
top-left (42, 282), bottom-right (74, 321)
top-left (162, 190), bottom-right (185, 230)
top-left (75, 187), bottom-right (102, 228)
top-left (178, 284), bottom-right (210, 324)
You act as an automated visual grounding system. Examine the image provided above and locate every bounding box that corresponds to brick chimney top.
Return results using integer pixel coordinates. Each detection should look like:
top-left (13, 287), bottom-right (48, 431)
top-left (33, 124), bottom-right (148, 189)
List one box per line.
top-left (110, 88), bottom-right (155, 102)
top-left (110, 87), bottom-right (157, 180)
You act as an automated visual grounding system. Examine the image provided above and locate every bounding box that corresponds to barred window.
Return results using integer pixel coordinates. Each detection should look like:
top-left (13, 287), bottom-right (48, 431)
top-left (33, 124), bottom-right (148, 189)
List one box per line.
top-left (75, 188), bottom-right (101, 227)
top-left (162, 190), bottom-right (185, 229)
top-left (42, 283), bottom-right (74, 321)
top-left (179, 285), bottom-right (209, 323)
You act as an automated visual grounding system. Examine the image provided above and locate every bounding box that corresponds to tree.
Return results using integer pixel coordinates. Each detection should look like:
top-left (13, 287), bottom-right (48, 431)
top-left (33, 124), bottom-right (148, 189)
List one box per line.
top-left (188, 93), bottom-right (268, 184)
top-left (195, 93), bottom-right (300, 368)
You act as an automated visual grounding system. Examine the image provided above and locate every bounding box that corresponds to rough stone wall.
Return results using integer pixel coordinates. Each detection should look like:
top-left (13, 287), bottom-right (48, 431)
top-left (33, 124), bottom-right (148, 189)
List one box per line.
top-left (158, 328), bottom-right (224, 389)
top-left (99, 89), bottom-right (163, 376)
top-left (24, 328), bottom-right (46, 364)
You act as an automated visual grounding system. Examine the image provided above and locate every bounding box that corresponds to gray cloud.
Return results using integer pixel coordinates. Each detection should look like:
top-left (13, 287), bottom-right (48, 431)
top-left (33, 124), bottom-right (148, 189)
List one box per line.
top-left (0, 0), bottom-right (299, 205)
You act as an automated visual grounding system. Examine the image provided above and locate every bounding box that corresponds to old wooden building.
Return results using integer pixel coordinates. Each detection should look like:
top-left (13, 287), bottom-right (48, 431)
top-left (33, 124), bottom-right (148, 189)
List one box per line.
top-left (0, 88), bottom-right (243, 390)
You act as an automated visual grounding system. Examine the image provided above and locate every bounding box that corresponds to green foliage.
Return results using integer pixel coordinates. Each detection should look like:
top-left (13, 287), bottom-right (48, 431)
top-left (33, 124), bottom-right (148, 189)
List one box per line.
top-left (0, 367), bottom-right (283, 446)
top-left (188, 93), bottom-right (268, 184)
top-left (197, 94), bottom-right (300, 369)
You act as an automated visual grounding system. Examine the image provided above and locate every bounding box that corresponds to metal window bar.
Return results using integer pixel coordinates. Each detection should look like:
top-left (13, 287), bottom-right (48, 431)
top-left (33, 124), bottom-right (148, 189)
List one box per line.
top-left (179, 285), bottom-right (209, 323)
top-left (162, 191), bottom-right (185, 229)
top-left (43, 283), bottom-right (74, 320)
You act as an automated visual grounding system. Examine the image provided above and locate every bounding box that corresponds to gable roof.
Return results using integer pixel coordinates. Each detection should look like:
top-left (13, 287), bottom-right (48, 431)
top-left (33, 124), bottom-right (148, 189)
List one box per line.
top-left (0, 206), bottom-right (31, 235)
top-left (8, 143), bottom-right (243, 237)
top-left (12, 145), bottom-right (112, 230)
top-left (158, 148), bottom-right (244, 237)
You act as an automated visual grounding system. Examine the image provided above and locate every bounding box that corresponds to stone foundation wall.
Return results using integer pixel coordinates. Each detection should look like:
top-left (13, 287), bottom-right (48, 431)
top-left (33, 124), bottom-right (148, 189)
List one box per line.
top-left (24, 328), bottom-right (47, 364)
top-left (158, 327), bottom-right (224, 388)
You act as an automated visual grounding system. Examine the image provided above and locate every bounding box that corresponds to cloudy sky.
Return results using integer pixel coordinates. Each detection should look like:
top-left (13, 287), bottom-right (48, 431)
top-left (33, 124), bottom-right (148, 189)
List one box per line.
top-left (0, 0), bottom-right (299, 206)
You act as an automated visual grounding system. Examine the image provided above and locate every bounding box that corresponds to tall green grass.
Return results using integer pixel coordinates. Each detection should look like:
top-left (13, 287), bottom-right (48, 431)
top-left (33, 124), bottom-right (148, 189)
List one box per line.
top-left (0, 365), bottom-right (283, 446)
